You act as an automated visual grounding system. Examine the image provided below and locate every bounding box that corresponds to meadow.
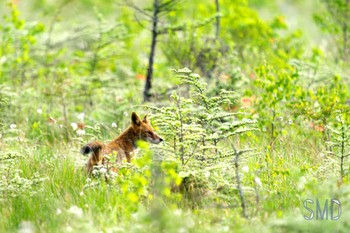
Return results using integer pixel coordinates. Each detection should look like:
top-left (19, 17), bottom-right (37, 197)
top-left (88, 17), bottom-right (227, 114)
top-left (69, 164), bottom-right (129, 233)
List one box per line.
top-left (1, 0), bottom-right (350, 232)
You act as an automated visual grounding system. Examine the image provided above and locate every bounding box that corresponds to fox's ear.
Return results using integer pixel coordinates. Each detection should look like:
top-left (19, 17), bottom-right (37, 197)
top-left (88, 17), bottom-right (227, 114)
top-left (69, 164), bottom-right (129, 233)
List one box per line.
top-left (142, 115), bottom-right (150, 124)
top-left (131, 112), bottom-right (141, 126)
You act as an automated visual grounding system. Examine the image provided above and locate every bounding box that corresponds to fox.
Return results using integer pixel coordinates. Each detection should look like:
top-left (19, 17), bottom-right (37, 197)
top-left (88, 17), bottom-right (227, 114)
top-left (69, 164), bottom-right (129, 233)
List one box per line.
top-left (81, 112), bottom-right (163, 174)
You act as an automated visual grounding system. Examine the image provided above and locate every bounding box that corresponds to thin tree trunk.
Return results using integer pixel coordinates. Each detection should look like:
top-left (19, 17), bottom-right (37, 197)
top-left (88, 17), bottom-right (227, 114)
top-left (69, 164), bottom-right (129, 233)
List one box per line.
top-left (340, 119), bottom-right (345, 178)
top-left (234, 146), bottom-right (248, 218)
top-left (144, 0), bottom-right (159, 102)
top-left (177, 97), bottom-right (185, 165)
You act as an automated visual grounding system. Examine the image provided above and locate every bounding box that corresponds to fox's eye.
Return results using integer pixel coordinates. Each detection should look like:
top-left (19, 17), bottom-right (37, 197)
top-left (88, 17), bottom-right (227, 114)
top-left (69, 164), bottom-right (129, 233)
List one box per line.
top-left (147, 131), bottom-right (152, 135)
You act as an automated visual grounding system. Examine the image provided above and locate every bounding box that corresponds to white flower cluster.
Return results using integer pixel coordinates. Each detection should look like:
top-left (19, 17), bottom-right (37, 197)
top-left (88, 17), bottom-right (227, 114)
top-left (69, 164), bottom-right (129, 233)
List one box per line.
top-left (254, 177), bottom-right (262, 187)
top-left (68, 205), bottom-right (83, 218)
top-left (71, 112), bottom-right (86, 136)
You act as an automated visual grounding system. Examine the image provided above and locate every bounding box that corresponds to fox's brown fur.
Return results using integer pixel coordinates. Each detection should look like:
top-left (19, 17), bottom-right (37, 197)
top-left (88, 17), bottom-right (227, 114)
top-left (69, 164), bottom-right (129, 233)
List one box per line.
top-left (81, 112), bottom-right (163, 174)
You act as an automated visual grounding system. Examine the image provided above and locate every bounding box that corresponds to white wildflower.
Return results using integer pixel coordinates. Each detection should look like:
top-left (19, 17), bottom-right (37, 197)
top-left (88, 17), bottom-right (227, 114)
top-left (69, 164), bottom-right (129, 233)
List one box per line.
top-left (111, 122), bottom-right (117, 128)
top-left (37, 108), bottom-right (42, 114)
top-left (242, 166), bottom-right (249, 173)
top-left (254, 177), bottom-right (262, 187)
top-left (68, 205), bottom-right (83, 218)
top-left (66, 225), bottom-right (73, 232)
top-left (173, 209), bottom-right (182, 216)
top-left (297, 176), bottom-right (307, 190)
top-left (56, 208), bottom-right (62, 215)
top-left (0, 56), bottom-right (6, 64)
top-left (131, 212), bottom-right (140, 220)
top-left (18, 221), bottom-right (34, 233)
top-left (71, 123), bottom-right (78, 130)
top-left (123, 112), bottom-right (128, 117)
top-left (77, 112), bottom-right (85, 121)
top-left (92, 169), bottom-right (99, 176)
top-left (278, 116), bottom-right (283, 121)
top-left (100, 167), bottom-right (107, 174)
top-left (336, 115), bottom-right (341, 122)
top-left (320, 153), bottom-right (325, 158)
top-left (10, 124), bottom-right (16, 129)
top-left (288, 119), bottom-right (293, 125)
top-left (221, 226), bottom-right (230, 232)
top-left (79, 191), bottom-right (84, 196)
top-left (76, 129), bottom-right (85, 136)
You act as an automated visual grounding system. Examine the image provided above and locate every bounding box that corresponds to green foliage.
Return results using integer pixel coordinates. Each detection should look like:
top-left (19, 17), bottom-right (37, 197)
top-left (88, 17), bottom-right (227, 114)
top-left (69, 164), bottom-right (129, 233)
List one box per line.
top-left (291, 60), bottom-right (350, 127)
top-left (0, 3), bottom-right (45, 84)
top-left (251, 59), bottom-right (350, 147)
top-left (313, 0), bottom-right (350, 62)
top-left (250, 64), bottom-right (300, 143)
top-left (1, 0), bottom-right (350, 232)
top-left (162, 22), bottom-right (220, 77)
top-left (0, 3), bottom-right (139, 144)
top-left (221, 0), bottom-right (273, 58)
top-left (147, 69), bottom-right (257, 164)
top-left (326, 112), bottom-right (350, 178)
top-left (144, 69), bottom-right (258, 213)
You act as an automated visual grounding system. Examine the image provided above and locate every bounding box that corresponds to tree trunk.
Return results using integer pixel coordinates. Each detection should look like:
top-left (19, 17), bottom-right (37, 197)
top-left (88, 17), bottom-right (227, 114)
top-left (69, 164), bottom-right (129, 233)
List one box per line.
top-left (144, 0), bottom-right (159, 102)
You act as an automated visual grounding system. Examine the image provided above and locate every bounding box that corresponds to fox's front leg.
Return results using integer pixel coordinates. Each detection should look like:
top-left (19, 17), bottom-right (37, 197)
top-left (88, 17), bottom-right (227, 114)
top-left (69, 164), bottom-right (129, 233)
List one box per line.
top-left (126, 152), bottom-right (131, 163)
top-left (115, 149), bottom-right (127, 164)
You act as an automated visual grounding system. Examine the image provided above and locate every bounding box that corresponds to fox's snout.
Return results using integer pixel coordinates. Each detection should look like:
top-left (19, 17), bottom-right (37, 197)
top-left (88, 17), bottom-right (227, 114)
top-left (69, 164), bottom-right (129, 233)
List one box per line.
top-left (157, 136), bottom-right (164, 143)
top-left (148, 134), bottom-right (164, 144)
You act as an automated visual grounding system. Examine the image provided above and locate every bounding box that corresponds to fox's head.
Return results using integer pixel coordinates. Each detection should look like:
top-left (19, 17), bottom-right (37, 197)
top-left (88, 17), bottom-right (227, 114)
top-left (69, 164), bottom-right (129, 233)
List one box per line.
top-left (131, 112), bottom-right (163, 144)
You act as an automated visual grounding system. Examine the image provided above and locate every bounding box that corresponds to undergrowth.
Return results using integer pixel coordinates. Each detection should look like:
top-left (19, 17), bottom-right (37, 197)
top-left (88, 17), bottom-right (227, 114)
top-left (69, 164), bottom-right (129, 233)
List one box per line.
top-left (1, 1), bottom-right (350, 233)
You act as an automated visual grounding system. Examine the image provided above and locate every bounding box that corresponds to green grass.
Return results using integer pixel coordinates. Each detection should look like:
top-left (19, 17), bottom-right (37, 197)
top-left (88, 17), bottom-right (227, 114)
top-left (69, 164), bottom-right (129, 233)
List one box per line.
top-left (1, 0), bottom-right (350, 232)
top-left (1, 126), bottom-right (350, 232)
